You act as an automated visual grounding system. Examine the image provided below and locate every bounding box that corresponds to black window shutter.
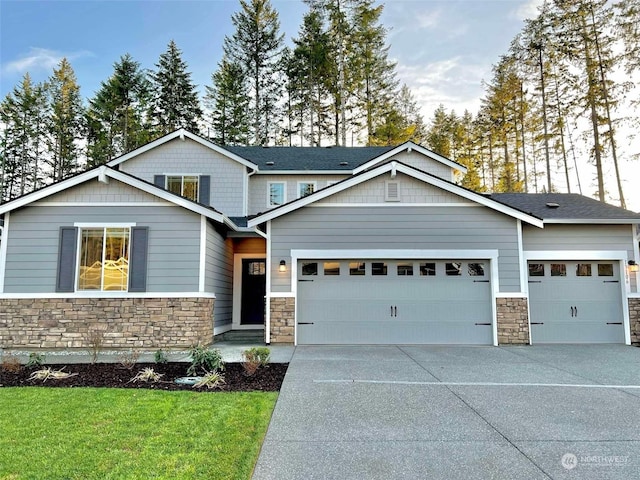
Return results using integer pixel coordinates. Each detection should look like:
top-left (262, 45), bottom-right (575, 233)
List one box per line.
top-left (154, 175), bottom-right (166, 188)
top-left (199, 175), bottom-right (210, 205)
top-left (129, 227), bottom-right (149, 292)
top-left (56, 227), bottom-right (78, 292)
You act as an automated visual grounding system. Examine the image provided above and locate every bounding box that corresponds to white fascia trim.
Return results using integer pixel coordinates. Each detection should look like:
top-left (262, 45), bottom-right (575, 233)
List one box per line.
top-left (0, 212), bottom-right (9, 293)
top-left (353, 142), bottom-right (467, 175)
top-left (248, 162), bottom-right (542, 228)
top-left (0, 168), bottom-right (105, 215)
top-left (107, 129), bottom-right (258, 171)
top-left (33, 202), bottom-right (175, 207)
top-left (74, 222), bottom-right (136, 228)
top-left (255, 170), bottom-right (349, 175)
top-left (0, 292), bottom-right (217, 299)
top-left (310, 203), bottom-right (481, 208)
top-left (290, 249), bottom-right (499, 260)
top-left (543, 219), bottom-right (640, 224)
top-left (199, 216), bottom-right (207, 292)
top-left (523, 251), bottom-right (628, 261)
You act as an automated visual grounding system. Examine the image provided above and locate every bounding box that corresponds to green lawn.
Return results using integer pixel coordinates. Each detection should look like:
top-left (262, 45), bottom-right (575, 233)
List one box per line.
top-left (0, 388), bottom-right (277, 480)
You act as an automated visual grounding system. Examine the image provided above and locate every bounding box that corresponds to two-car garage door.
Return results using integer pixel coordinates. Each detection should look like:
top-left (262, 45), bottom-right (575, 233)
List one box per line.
top-left (296, 259), bottom-right (493, 345)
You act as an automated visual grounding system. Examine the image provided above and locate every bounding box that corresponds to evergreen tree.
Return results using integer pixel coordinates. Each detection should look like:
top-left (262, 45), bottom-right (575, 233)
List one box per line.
top-left (87, 54), bottom-right (151, 166)
top-left (224, 0), bottom-right (284, 145)
top-left (47, 58), bottom-right (84, 182)
top-left (149, 40), bottom-right (202, 135)
top-left (205, 58), bottom-right (250, 145)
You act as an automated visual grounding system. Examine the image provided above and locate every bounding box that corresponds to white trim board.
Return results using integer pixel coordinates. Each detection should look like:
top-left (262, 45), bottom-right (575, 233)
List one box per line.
top-left (309, 203), bottom-right (481, 208)
top-left (33, 202), bottom-right (175, 207)
top-left (199, 216), bottom-right (207, 292)
top-left (0, 292), bottom-right (217, 299)
top-left (0, 212), bottom-right (9, 293)
top-left (523, 251), bottom-right (628, 261)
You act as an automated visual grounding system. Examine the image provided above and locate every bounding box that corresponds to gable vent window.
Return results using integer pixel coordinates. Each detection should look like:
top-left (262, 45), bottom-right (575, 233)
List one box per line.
top-left (385, 181), bottom-right (400, 202)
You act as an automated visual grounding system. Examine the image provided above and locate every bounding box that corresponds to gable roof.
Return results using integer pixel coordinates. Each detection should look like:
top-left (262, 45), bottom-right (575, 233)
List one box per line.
top-left (247, 161), bottom-right (543, 228)
top-left (0, 165), bottom-right (239, 229)
top-left (106, 129), bottom-right (258, 171)
top-left (224, 145), bottom-right (395, 171)
top-left (352, 142), bottom-right (467, 175)
top-left (489, 193), bottom-right (640, 224)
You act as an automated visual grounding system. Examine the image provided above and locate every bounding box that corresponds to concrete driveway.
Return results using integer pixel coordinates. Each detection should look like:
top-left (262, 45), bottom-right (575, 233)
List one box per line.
top-left (252, 345), bottom-right (640, 480)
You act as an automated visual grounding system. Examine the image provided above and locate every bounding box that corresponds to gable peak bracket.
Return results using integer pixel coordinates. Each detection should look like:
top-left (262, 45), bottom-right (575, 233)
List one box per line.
top-left (97, 166), bottom-right (109, 185)
top-left (390, 161), bottom-right (397, 179)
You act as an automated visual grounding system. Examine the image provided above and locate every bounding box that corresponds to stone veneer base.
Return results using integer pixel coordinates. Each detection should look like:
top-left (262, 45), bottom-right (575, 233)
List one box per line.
top-left (0, 297), bottom-right (214, 349)
top-left (270, 297), bottom-right (295, 344)
top-left (497, 297), bottom-right (530, 345)
top-left (630, 298), bottom-right (640, 345)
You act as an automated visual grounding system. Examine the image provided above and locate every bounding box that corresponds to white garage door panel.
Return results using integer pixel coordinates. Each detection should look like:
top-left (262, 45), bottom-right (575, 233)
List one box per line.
top-left (528, 261), bottom-right (624, 343)
top-left (297, 259), bottom-right (493, 345)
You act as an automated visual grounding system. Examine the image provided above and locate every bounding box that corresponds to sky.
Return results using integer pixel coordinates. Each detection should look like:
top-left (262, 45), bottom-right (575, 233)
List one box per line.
top-left (1, 0), bottom-right (639, 211)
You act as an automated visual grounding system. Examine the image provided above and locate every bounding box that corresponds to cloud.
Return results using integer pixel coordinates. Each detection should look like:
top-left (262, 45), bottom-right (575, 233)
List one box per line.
top-left (512, 0), bottom-right (544, 21)
top-left (2, 47), bottom-right (92, 74)
top-left (395, 58), bottom-right (488, 118)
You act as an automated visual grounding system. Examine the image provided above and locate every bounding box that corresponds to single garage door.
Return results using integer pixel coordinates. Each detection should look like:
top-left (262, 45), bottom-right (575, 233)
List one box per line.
top-left (528, 261), bottom-right (625, 343)
top-left (296, 259), bottom-right (493, 345)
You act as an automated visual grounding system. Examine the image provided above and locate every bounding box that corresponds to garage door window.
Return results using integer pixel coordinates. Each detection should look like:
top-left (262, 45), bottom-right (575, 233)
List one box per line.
top-left (397, 262), bottom-right (413, 276)
top-left (598, 264), bottom-right (614, 276)
top-left (302, 262), bottom-right (318, 276)
top-left (372, 262), bottom-right (388, 275)
top-left (576, 264), bottom-right (592, 276)
top-left (420, 262), bottom-right (436, 276)
top-left (529, 263), bottom-right (545, 276)
top-left (349, 262), bottom-right (365, 276)
top-left (446, 262), bottom-right (462, 276)
top-left (550, 264), bottom-right (566, 276)
top-left (468, 263), bottom-right (485, 276)
top-left (324, 262), bottom-right (340, 275)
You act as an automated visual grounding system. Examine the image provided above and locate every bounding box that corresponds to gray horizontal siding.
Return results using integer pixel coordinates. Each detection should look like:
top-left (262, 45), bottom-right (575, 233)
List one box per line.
top-left (5, 205), bottom-right (201, 293)
top-left (270, 206), bottom-right (521, 292)
top-left (523, 224), bottom-right (636, 290)
top-left (205, 222), bottom-right (233, 327)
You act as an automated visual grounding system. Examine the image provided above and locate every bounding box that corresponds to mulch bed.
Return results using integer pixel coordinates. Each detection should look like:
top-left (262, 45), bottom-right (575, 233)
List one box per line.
top-left (0, 362), bottom-right (288, 392)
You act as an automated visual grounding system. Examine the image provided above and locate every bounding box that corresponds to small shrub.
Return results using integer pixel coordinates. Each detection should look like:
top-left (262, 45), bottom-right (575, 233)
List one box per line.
top-left (87, 329), bottom-right (106, 364)
top-left (154, 349), bottom-right (168, 364)
top-left (193, 371), bottom-right (225, 390)
top-left (117, 350), bottom-right (140, 370)
top-left (131, 368), bottom-right (163, 383)
top-left (26, 352), bottom-right (45, 368)
top-left (241, 347), bottom-right (271, 376)
top-left (1, 355), bottom-right (21, 373)
top-left (187, 345), bottom-right (225, 376)
top-left (28, 367), bottom-right (77, 382)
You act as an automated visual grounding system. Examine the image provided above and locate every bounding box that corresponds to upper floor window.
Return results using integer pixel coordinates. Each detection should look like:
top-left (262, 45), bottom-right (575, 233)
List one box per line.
top-left (298, 181), bottom-right (316, 198)
top-left (167, 175), bottom-right (199, 201)
top-left (78, 227), bottom-right (130, 291)
top-left (269, 182), bottom-right (286, 207)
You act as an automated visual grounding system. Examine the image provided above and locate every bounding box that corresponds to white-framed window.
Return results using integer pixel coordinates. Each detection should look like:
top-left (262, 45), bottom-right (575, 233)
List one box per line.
top-left (77, 227), bottom-right (130, 291)
top-left (167, 175), bottom-right (199, 201)
top-left (297, 181), bottom-right (317, 198)
top-left (268, 182), bottom-right (286, 206)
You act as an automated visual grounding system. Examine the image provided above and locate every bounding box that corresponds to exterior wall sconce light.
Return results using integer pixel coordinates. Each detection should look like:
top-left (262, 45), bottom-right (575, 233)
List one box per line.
top-left (279, 260), bottom-right (287, 272)
top-left (628, 260), bottom-right (639, 273)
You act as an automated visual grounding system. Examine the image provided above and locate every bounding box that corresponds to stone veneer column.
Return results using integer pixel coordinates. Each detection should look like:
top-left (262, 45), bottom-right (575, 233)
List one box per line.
top-left (269, 297), bottom-right (295, 344)
top-left (0, 297), bottom-right (214, 349)
top-left (630, 298), bottom-right (640, 345)
top-left (496, 297), bottom-right (530, 345)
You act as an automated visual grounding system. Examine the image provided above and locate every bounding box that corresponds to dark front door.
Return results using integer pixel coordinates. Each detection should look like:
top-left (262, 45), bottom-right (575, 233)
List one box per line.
top-left (241, 259), bottom-right (266, 325)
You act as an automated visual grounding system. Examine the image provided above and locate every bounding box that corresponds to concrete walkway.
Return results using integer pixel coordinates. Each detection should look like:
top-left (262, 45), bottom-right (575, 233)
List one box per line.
top-left (253, 345), bottom-right (640, 480)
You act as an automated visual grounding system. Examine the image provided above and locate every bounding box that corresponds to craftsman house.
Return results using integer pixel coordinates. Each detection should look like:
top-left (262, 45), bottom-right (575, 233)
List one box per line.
top-left (1, 129), bottom-right (639, 349)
